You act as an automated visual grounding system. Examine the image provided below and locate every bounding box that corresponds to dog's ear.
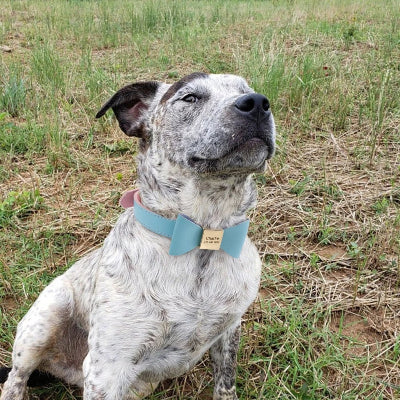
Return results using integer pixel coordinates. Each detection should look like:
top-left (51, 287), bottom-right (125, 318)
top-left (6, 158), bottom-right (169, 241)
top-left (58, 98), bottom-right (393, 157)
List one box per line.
top-left (96, 81), bottom-right (161, 137)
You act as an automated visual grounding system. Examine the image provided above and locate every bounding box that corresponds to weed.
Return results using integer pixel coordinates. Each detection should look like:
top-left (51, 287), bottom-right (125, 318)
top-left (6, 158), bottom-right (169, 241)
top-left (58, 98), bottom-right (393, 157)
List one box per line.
top-left (310, 252), bottom-right (321, 268)
top-left (343, 25), bottom-right (358, 48)
top-left (102, 140), bottom-right (135, 156)
top-left (317, 202), bottom-right (338, 245)
top-left (372, 197), bottom-right (390, 214)
top-left (0, 189), bottom-right (44, 227)
top-left (318, 224), bottom-right (337, 245)
top-left (0, 71), bottom-right (26, 117)
top-left (0, 120), bottom-right (47, 155)
top-left (289, 173), bottom-right (312, 196)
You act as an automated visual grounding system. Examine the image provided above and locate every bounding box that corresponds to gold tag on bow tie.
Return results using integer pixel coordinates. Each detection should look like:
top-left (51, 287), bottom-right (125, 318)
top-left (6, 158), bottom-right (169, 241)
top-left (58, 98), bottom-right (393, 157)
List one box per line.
top-left (200, 229), bottom-right (224, 250)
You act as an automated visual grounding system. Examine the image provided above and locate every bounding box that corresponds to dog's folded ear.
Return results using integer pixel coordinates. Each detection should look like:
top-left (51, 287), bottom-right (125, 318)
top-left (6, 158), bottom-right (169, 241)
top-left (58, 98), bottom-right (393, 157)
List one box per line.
top-left (96, 81), bottom-right (161, 138)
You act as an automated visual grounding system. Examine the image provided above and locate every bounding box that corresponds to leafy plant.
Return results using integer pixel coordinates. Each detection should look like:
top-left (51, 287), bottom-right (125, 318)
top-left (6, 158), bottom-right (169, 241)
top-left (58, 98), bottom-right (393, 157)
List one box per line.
top-left (0, 189), bottom-right (44, 227)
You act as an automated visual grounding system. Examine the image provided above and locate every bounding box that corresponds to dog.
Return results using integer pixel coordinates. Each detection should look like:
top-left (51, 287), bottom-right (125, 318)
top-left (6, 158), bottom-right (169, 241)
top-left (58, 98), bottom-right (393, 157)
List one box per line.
top-left (0, 72), bottom-right (275, 400)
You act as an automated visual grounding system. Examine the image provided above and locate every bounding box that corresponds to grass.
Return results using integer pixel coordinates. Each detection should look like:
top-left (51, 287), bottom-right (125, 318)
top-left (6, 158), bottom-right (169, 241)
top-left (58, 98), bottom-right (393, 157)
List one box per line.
top-left (0, 69), bottom-right (26, 117)
top-left (0, 0), bottom-right (400, 398)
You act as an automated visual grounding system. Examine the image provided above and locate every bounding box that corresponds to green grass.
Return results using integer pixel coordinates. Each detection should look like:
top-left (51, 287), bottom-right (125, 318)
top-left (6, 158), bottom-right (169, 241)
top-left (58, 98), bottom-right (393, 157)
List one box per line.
top-left (1, 0), bottom-right (400, 398)
top-left (31, 42), bottom-right (66, 93)
top-left (0, 119), bottom-right (47, 155)
top-left (0, 68), bottom-right (26, 117)
top-left (0, 188), bottom-right (44, 226)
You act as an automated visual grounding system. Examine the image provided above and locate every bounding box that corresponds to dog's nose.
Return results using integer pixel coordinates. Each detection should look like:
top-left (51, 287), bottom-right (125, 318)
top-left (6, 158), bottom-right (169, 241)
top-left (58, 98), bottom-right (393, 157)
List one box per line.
top-left (234, 93), bottom-right (270, 120)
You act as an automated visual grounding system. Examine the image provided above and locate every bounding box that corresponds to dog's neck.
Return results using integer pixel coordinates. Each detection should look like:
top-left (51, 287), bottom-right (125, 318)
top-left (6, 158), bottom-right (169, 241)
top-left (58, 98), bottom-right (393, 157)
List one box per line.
top-left (137, 158), bottom-right (257, 230)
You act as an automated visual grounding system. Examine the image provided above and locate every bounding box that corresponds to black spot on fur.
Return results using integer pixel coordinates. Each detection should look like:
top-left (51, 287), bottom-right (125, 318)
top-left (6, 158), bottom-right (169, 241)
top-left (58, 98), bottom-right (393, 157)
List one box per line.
top-left (197, 250), bottom-right (213, 270)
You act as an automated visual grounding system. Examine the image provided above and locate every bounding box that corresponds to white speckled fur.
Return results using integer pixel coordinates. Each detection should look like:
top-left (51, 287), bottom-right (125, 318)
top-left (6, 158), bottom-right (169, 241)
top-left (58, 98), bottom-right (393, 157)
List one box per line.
top-left (0, 73), bottom-right (275, 400)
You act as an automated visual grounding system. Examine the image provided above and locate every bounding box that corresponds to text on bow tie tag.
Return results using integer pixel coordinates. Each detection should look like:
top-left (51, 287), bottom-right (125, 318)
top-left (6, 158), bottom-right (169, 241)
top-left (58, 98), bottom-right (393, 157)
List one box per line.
top-left (199, 229), bottom-right (224, 250)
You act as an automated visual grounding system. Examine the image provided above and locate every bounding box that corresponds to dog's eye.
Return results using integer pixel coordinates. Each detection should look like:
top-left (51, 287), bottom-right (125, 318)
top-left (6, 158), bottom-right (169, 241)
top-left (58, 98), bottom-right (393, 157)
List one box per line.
top-left (181, 94), bottom-right (199, 103)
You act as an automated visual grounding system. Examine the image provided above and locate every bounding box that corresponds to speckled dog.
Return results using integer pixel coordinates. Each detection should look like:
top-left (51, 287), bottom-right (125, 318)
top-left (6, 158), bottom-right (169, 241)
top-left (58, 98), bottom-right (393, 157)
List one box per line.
top-left (0, 73), bottom-right (275, 400)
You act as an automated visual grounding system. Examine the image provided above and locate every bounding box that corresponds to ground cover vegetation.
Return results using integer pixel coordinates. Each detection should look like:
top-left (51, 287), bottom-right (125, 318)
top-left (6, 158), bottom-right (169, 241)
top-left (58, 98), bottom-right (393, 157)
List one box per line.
top-left (0, 0), bottom-right (399, 398)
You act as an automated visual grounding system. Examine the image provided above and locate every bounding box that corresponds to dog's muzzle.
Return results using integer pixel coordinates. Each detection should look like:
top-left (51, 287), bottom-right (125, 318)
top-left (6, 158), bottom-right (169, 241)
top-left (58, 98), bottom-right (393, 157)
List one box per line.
top-left (187, 92), bottom-right (275, 175)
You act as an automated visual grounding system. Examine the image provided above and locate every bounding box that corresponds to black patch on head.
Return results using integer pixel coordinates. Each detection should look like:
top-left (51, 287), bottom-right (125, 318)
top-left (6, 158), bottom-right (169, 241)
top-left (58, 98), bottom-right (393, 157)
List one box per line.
top-left (160, 72), bottom-right (208, 104)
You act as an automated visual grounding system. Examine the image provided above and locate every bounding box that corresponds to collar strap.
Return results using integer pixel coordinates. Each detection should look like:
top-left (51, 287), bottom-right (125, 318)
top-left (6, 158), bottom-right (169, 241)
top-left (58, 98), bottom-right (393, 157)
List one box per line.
top-left (120, 189), bottom-right (249, 258)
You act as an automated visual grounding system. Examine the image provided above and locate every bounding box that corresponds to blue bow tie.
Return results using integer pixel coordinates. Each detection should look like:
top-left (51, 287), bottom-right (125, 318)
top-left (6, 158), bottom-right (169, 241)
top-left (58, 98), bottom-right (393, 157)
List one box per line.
top-left (120, 190), bottom-right (249, 258)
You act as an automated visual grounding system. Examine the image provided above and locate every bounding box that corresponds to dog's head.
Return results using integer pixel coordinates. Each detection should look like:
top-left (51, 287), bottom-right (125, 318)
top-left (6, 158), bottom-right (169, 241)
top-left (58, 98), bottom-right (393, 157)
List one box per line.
top-left (96, 73), bottom-right (275, 176)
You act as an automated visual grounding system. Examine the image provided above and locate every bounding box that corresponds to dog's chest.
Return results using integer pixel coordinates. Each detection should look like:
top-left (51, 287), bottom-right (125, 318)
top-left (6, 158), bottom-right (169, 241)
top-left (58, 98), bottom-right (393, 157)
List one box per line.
top-left (90, 229), bottom-right (261, 381)
top-left (161, 279), bottom-right (239, 345)
top-left (123, 249), bottom-right (259, 381)
top-left (138, 302), bottom-right (236, 381)
top-left (140, 254), bottom-right (255, 376)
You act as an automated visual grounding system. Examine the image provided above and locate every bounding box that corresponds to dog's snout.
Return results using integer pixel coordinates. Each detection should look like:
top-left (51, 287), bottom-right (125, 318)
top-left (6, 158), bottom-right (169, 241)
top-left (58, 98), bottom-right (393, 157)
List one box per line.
top-left (234, 93), bottom-right (270, 119)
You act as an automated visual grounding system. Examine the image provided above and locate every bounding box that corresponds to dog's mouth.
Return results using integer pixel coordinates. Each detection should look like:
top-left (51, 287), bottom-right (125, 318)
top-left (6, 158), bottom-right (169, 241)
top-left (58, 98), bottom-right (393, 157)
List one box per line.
top-left (190, 137), bottom-right (267, 161)
top-left (188, 137), bottom-right (273, 174)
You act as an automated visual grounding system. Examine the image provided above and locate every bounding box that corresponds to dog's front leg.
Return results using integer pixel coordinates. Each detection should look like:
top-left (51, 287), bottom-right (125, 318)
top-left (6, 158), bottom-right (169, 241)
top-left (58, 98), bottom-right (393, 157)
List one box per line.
top-left (83, 351), bottom-right (134, 400)
top-left (83, 354), bottom-right (158, 400)
top-left (82, 342), bottom-right (159, 400)
top-left (209, 323), bottom-right (241, 400)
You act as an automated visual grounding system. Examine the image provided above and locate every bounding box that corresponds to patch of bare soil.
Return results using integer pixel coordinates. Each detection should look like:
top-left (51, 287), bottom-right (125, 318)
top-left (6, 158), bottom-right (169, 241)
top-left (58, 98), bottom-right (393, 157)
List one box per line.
top-left (329, 311), bottom-right (381, 356)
